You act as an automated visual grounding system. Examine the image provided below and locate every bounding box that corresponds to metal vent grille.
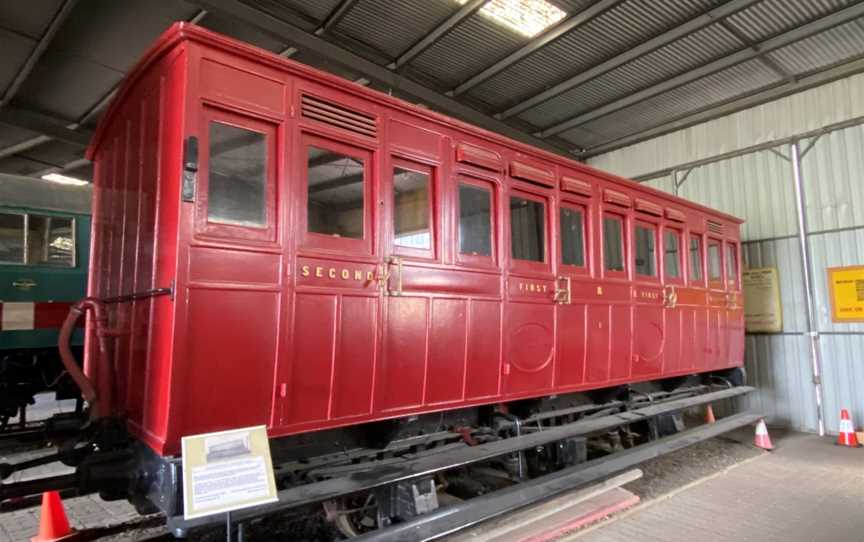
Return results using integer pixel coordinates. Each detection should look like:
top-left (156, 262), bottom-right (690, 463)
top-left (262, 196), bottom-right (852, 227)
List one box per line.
top-left (301, 94), bottom-right (377, 138)
top-left (707, 220), bottom-right (724, 234)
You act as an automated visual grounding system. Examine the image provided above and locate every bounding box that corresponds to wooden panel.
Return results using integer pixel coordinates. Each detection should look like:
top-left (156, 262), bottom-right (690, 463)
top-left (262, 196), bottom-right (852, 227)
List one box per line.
top-left (610, 305), bottom-right (632, 380)
top-left (389, 119), bottom-right (441, 158)
top-left (286, 294), bottom-right (336, 425)
top-left (426, 299), bottom-right (468, 404)
top-left (379, 297), bottom-right (428, 411)
top-left (635, 199), bottom-right (663, 217)
top-left (455, 142), bottom-right (503, 172)
top-left (561, 176), bottom-right (593, 197)
top-left (632, 305), bottom-right (663, 377)
top-left (465, 300), bottom-right (501, 399)
top-left (666, 208), bottom-right (686, 222)
top-left (585, 305), bottom-right (610, 383)
top-left (189, 247), bottom-right (280, 285)
top-left (510, 160), bottom-right (555, 187)
top-left (200, 58), bottom-right (284, 115)
top-left (505, 302), bottom-right (554, 394)
top-left (556, 303), bottom-right (587, 387)
top-left (604, 189), bottom-right (632, 208)
top-left (331, 295), bottom-right (377, 419)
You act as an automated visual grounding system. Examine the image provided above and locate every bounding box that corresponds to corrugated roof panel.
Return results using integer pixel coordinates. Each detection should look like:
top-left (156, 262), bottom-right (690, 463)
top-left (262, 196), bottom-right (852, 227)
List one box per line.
top-left (517, 23), bottom-right (743, 128)
top-left (409, 11), bottom-right (532, 88)
top-left (726, 0), bottom-right (853, 42)
top-left (560, 59), bottom-right (781, 147)
top-left (247, 0), bottom-right (341, 30)
top-left (768, 18), bottom-right (864, 74)
top-left (465, 0), bottom-right (723, 109)
top-left (335, 0), bottom-right (457, 59)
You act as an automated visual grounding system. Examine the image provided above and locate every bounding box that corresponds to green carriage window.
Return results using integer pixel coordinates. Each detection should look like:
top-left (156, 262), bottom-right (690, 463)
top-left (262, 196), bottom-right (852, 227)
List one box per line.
top-left (0, 213), bottom-right (25, 264)
top-left (27, 215), bottom-right (74, 267)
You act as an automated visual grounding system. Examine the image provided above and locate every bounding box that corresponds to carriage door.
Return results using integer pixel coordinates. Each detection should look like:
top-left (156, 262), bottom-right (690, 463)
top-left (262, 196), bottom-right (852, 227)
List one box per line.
top-left (631, 215), bottom-right (664, 378)
top-left (555, 195), bottom-right (590, 388)
top-left (376, 156), bottom-right (445, 412)
top-left (706, 236), bottom-right (726, 368)
top-left (505, 182), bottom-right (556, 395)
top-left (283, 133), bottom-right (379, 427)
top-left (185, 108), bottom-right (280, 433)
top-left (724, 241), bottom-right (744, 367)
top-left (660, 219), bottom-right (685, 375)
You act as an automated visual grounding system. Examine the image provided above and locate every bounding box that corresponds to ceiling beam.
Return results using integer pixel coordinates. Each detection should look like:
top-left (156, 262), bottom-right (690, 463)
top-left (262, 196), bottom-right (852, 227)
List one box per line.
top-left (450, 0), bottom-right (621, 97)
top-left (189, 0), bottom-right (567, 155)
top-left (314, 0), bottom-right (361, 36)
top-left (538, 1), bottom-right (864, 138)
top-left (0, 107), bottom-right (92, 146)
top-left (0, 0), bottom-right (79, 108)
top-left (389, 0), bottom-right (487, 71)
top-left (580, 55), bottom-right (864, 159)
top-left (499, 0), bottom-right (763, 120)
top-left (718, 19), bottom-right (793, 82)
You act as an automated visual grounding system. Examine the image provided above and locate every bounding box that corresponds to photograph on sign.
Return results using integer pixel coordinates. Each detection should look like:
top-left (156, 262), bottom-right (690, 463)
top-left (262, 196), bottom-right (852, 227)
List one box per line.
top-left (742, 267), bottom-right (783, 333)
top-left (827, 265), bottom-right (864, 323)
top-left (181, 425), bottom-right (278, 520)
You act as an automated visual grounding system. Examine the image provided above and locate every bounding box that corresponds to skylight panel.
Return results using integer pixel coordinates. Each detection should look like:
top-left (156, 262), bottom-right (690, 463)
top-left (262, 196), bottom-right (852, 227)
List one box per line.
top-left (41, 173), bottom-right (88, 186)
top-left (457, 0), bottom-right (567, 38)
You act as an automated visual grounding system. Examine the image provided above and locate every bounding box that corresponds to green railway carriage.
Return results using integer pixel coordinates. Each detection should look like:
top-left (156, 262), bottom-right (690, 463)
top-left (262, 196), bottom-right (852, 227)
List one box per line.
top-left (0, 174), bottom-right (91, 427)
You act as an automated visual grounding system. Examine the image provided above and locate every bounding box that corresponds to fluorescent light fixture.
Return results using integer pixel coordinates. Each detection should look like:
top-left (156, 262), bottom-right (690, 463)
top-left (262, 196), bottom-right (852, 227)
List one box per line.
top-left (457, 0), bottom-right (567, 37)
top-left (41, 173), bottom-right (89, 186)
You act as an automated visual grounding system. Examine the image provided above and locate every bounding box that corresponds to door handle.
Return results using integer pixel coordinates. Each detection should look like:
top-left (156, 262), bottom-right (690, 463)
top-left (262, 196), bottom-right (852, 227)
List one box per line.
top-left (387, 256), bottom-right (403, 297)
top-left (12, 278), bottom-right (37, 291)
top-left (375, 263), bottom-right (391, 296)
top-left (663, 285), bottom-right (678, 309)
top-left (554, 276), bottom-right (571, 305)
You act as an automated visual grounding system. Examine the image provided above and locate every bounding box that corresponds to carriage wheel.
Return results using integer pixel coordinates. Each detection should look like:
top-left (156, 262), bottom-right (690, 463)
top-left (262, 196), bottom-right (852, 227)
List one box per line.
top-left (323, 493), bottom-right (383, 538)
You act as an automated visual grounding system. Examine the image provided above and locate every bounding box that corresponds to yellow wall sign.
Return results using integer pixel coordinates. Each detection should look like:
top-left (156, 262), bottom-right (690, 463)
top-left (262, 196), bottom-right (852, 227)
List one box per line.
top-left (828, 265), bottom-right (864, 323)
top-left (743, 268), bottom-right (783, 333)
top-left (181, 425), bottom-right (278, 520)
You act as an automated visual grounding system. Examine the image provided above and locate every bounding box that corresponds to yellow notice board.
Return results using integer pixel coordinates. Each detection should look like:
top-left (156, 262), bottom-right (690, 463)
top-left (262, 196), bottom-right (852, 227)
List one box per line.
top-left (743, 268), bottom-right (783, 333)
top-left (828, 266), bottom-right (864, 323)
top-left (181, 425), bottom-right (278, 520)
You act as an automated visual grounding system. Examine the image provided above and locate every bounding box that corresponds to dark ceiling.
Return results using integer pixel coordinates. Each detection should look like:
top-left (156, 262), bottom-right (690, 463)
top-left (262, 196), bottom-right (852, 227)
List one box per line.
top-left (2, 0), bottom-right (864, 183)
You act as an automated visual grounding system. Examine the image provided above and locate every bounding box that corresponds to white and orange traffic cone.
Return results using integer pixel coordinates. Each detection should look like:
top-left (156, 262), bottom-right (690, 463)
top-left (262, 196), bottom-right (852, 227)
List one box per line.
top-left (836, 409), bottom-right (861, 448)
top-left (704, 404), bottom-right (715, 424)
top-left (31, 491), bottom-right (77, 541)
top-left (754, 419), bottom-right (773, 451)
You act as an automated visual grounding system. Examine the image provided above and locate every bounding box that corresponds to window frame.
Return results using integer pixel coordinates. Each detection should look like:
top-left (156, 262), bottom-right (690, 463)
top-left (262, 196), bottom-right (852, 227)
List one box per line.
top-left (662, 226), bottom-right (684, 286)
top-left (687, 233), bottom-right (706, 287)
top-left (558, 199), bottom-right (589, 275)
top-left (196, 107), bottom-right (278, 245)
top-left (725, 241), bottom-right (740, 291)
top-left (508, 186), bottom-right (550, 274)
top-left (389, 157), bottom-right (437, 261)
top-left (455, 175), bottom-right (498, 269)
top-left (601, 210), bottom-right (627, 279)
top-left (707, 237), bottom-right (724, 290)
top-left (0, 211), bottom-right (77, 268)
top-left (299, 132), bottom-right (373, 256)
top-left (633, 220), bottom-right (660, 282)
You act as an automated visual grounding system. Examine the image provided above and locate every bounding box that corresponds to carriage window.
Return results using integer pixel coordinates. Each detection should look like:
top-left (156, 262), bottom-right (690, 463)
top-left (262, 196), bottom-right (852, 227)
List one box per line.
top-left (393, 167), bottom-right (431, 249)
top-left (726, 243), bottom-right (738, 286)
top-left (510, 196), bottom-right (545, 262)
top-left (708, 241), bottom-right (722, 281)
top-left (664, 230), bottom-right (681, 279)
top-left (560, 207), bottom-right (585, 267)
top-left (689, 236), bottom-right (703, 281)
top-left (27, 215), bottom-right (74, 267)
top-left (459, 183), bottom-right (492, 257)
top-left (603, 216), bottom-right (624, 272)
top-left (307, 147), bottom-right (365, 239)
top-left (634, 225), bottom-right (656, 277)
top-left (0, 213), bottom-right (25, 264)
top-left (208, 122), bottom-right (267, 227)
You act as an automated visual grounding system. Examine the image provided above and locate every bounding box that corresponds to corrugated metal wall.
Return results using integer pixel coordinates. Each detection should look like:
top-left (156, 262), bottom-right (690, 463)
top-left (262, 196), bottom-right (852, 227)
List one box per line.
top-left (589, 78), bottom-right (864, 434)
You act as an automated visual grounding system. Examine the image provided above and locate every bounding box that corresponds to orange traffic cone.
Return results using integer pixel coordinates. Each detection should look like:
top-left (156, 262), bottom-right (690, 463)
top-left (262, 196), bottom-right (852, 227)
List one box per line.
top-left (836, 409), bottom-right (861, 448)
top-left (754, 419), bottom-right (773, 451)
top-left (704, 404), bottom-right (716, 424)
top-left (31, 491), bottom-right (77, 542)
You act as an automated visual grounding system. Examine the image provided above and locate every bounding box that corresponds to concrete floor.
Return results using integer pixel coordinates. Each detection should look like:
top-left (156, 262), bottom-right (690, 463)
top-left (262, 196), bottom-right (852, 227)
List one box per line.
top-left (570, 431), bottom-right (864, 542)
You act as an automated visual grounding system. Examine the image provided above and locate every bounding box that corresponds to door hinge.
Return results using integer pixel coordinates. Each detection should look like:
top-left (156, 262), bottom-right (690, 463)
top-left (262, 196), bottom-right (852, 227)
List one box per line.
top-left (182, 136), bottom-right (198, 202)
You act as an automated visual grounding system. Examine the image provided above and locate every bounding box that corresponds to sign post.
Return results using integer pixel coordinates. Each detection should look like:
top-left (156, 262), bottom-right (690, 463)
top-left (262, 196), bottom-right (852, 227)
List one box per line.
top-left (181, 425), bottom-right (278, 539)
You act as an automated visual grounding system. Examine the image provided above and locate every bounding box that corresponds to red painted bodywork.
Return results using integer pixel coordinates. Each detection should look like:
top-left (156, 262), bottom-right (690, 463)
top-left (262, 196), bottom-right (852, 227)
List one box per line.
top-left (85, 24), bottom-right (744, 457)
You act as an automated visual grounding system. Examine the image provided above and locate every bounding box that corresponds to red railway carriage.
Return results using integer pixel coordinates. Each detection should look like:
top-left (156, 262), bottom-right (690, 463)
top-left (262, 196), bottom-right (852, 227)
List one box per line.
top-left (84, 23), bottom-right (743, 459)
